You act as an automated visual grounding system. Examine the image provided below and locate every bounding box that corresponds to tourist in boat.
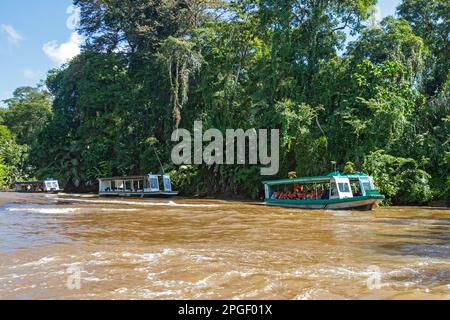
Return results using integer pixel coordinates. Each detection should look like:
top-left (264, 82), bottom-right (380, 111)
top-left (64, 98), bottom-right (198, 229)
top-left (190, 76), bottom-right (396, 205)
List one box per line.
top-left (298, 186), bottom-right (305, 200)
top-left (321, 188), bottom-right (329, 200)
top-left (352, 182), bottom-right (363, 196)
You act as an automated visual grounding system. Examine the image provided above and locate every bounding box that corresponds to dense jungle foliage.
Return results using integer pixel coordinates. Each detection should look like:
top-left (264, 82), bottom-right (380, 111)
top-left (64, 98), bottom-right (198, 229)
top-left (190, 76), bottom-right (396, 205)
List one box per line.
top-left (0, 0), bottom-right (449, 204)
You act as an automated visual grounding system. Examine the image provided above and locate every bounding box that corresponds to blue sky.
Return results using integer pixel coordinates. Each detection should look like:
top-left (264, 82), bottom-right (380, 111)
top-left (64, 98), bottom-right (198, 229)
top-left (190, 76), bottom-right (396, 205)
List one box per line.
top-left (0, 0), bottom-right (401, 107)
top-left (0, 0), bottom-right (75, 106)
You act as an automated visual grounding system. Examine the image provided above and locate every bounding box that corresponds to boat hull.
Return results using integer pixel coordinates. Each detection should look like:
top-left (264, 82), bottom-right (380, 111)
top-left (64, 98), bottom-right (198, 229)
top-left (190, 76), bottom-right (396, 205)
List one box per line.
top-left (99, 191), bottom-right (179, 198)
top-left (17, 190), bottom-right (63, 194)
top-left (265, 196), bottom-right (384, 211)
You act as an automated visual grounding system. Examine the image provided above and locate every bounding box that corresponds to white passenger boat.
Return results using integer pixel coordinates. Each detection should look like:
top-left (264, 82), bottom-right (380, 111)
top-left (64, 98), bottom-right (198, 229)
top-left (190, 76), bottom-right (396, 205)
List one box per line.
top-left (15, 179), bottom-right (62, 193)
top-left (98, 174), bottom-right (178, 197)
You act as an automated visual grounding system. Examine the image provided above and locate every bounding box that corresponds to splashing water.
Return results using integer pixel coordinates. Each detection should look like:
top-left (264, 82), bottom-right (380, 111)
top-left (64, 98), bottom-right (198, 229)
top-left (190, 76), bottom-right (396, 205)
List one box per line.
top-left (0, 193), bottom-right (449, 300)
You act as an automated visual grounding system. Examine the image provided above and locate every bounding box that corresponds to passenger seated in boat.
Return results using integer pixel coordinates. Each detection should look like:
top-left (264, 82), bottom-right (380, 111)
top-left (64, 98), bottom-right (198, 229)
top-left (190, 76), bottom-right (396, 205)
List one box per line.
top-left (321, 189), bottom-right (329, 199)
top-left (271, 192), bottom-right (279, 199)
top-left (352, 183), bottom-right (362, 196)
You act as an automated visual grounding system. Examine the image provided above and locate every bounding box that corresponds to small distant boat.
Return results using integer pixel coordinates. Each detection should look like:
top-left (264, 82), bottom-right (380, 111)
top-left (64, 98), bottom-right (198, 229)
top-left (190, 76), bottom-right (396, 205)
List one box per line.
top-left (15, 178), bottom-right (62, 193)
top-left (262, 172), bottom-right (384, 211)
top-left (98, 174), bottom-right (178, 197)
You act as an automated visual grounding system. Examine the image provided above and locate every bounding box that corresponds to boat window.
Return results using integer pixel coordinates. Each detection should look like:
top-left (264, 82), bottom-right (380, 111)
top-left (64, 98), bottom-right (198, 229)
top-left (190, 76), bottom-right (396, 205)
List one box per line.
top-left (150, 176), bottom-right (159, 190)
top-left (163, 176), bottom-right (172, 192)
top-left (362, 182), bottom-right (372, 191)
top-left (350, 180), bottom-right (362, 196)
top-left (330, 183), bottom-right (338, 197)
top-left (338, 183), bottom-right (350, 193)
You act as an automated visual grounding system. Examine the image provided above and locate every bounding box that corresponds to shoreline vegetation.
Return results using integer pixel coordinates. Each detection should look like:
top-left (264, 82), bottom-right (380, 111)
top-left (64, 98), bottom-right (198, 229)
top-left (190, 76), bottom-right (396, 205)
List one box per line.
top-left (0, 0), bottom-right (449, 206)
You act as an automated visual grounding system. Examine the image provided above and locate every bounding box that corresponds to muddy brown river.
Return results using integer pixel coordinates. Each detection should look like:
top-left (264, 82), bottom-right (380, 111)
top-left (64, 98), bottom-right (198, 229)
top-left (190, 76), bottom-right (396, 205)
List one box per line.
top-left (0, 192), bottom-right (448, 300)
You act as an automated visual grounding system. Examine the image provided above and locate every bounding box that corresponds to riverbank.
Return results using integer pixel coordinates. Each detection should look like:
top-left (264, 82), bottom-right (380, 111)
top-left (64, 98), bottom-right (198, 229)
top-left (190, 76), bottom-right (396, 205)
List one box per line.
top-left (429, 200), bottom-right (450, 208)
top-left (1, 191), bottom-right (448, 209)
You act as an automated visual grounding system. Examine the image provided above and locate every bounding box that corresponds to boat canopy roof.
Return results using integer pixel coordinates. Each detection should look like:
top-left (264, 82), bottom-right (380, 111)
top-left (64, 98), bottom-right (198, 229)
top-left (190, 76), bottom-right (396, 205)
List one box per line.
top-left (262, 172), bottom-right (370, 186)
top-left (98, 175), bottom-right (148, 181)
top-left (15, 181), bottom-right (44, 185)
top-left (15, 178), bottom-right (58, 185)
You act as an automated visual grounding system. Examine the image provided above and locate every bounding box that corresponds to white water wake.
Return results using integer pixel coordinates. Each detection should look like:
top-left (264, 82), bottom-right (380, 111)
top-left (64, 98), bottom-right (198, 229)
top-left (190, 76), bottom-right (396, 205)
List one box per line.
top-left (58, 198), bottom-right (219, 208)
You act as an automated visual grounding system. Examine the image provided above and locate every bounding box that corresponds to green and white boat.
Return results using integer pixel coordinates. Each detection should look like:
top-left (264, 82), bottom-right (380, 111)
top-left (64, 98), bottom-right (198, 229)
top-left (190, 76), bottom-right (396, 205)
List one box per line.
top-left (262, 172), bottom-right (385, 211)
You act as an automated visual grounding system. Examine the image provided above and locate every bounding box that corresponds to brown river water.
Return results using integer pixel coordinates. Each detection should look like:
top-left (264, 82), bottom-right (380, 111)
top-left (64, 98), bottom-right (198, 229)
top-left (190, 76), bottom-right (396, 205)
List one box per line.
top-left (0, 192), bottom-right (449, 300)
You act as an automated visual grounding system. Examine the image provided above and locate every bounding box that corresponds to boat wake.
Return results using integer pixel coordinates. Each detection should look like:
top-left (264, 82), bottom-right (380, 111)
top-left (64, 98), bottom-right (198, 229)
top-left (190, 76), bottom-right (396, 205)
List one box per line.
top-left (6, 207), bottom-right (80, 214)
top-left (58, 198), bottom-right (219, 208)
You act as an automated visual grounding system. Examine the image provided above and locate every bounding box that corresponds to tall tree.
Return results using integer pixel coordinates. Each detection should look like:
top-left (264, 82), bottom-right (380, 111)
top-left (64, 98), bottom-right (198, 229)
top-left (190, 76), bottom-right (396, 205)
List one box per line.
top-left (2, 86), bottom-right (52, 146)
top-left (398, 0), bottom-right (449, 94)
top-left (0, 125), bottom-right (28, 187)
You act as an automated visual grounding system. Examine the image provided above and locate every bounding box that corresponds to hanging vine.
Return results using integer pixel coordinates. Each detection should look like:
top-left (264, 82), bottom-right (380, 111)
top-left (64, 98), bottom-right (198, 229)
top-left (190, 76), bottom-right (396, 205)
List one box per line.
top-left (157, 36), bottom-right (203, 131)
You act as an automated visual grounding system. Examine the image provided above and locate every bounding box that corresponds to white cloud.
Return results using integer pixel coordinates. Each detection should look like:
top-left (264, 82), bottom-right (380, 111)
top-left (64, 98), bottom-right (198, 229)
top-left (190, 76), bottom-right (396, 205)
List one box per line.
top-left (374, 5), bottom-right (382, 22)
top-left (42, 32), bottom-right (83, 65)
top-left (0, 24), bottom-right (24, 45)
top-left (367, 5), bottom-right (382, 29)
top-left (66, 5), bottom-right (81, 31)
